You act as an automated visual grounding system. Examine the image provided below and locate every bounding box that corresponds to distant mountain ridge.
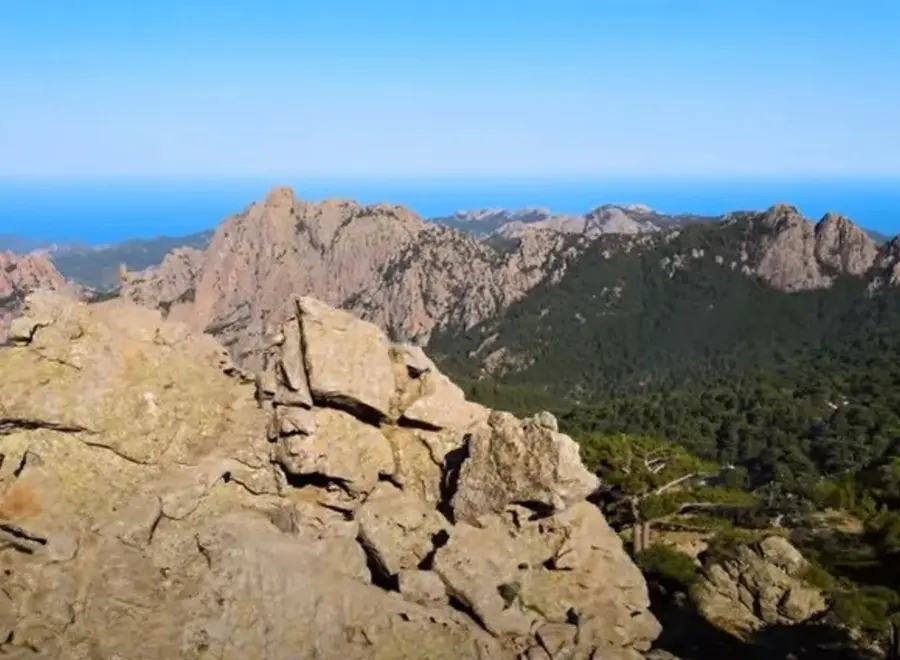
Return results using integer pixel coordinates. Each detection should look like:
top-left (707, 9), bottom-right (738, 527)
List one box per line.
top-left (429, 202), bottom-right (900, 400)
top-left (431, 204), bottom-right (716, 239)
top-left (50, 230), bottom-right (214, 290)
top-left (107, 188), bottom-right (900, 382)
top-left (1, 199), bottom-right (890, 292)
top-left (5, 188), bottom-right (899, 391)
top-left (0, 230), bottom-right (214, 290)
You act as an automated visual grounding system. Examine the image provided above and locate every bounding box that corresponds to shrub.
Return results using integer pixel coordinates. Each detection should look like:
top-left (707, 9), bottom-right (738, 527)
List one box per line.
top-left (635, 544), bottom-right (700, 591)
top-left (702, 528), bottom-right (759, 565)
top-left (831, 584), bottom-right (899, 635)
top-left (799, 561), bottom-right (837, 592)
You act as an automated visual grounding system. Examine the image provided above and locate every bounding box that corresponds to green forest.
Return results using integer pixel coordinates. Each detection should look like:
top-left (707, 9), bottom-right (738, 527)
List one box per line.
top-left (434, 219), bottom-right (900, 492)
top-left (430, 219), bottom-right (900, 652)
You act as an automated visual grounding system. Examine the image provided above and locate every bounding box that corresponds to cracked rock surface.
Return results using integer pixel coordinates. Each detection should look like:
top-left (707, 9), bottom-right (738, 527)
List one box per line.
top-left (0, 291), bottom-right (659, 659)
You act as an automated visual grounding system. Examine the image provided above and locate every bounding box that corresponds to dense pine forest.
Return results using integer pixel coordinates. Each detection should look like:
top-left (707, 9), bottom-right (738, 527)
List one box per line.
top-left (430, 219), bottom-right (900, 653)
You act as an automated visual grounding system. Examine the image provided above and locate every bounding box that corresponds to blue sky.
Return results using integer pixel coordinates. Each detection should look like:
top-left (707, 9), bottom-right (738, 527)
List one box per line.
top-left (1, 0), bottom-right (899, 179)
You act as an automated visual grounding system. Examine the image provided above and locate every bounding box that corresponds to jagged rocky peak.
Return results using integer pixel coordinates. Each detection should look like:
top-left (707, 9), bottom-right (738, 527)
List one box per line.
top-left (120, 186), bottom-right (583, 372)
top-left (0, 290), bottom-right (659, 658)
top-left (752, 203), bottom-right (878, 291)
top-left (867, 235), bottom-right (900, 293)
top-left (814, 211), bottom-right (878, 276)
top-left (758, 202), bottom-right (804, 228)
top-left (263, 184), bottom-right (297, 209)
top-left (0, 250), bottom-right (80, 343)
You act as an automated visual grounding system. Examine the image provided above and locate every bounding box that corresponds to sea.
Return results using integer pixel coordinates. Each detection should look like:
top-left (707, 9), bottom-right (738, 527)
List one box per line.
top-left (1, 177), bottom-right (899, 245)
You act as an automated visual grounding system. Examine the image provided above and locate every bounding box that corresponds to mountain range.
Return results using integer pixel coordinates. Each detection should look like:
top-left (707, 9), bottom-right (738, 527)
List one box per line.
top-left (3, 188), bottom-right (898, 372)
top-left (4, 196), bottom-right (888, 293)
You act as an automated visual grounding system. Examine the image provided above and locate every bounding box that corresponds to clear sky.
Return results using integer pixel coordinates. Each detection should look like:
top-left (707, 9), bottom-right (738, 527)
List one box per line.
top-left (2, 0), bottom-right (899, 179)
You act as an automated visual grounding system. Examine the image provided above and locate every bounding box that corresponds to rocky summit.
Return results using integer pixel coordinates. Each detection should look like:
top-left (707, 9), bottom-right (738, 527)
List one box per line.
top-left (121, 187), bottom-right (582, 372)
top-left (0, 291), bottom-right (659, 659)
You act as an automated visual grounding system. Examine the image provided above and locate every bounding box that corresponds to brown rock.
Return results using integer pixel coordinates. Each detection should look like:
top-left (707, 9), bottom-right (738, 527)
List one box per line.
top-left (383, 426), bottom-right (463, 506)
top-left (275, 407), bottom-right (394, 496)
top-left (398, 569), bottom-right (448, 606)
top-left (397, 345), bottom-right (490, 430)
top-left (298, 296), bottom-right (396, 418)
top-left (432, 516), bottom-right (542, 637)
top-left (273, 309), bottom-right (313, 407)
top-left (356, 482), bottom-right (448, 577)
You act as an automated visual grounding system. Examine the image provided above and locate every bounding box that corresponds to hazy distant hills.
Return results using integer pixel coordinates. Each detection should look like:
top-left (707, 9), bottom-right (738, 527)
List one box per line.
top-left (431, 204), bottom-right (716, 239)
top-left (1, 230), bottom-right (214, 290)
top-left (0, 234), bottom-right (59, 254)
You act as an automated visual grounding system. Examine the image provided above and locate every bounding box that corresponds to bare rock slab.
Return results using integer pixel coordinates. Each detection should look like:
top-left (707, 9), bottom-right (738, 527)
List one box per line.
top-left (276, 407), bottom-right (394, 496)
top-left (297, 296), bottom-right (396, 419)
top-left (355, 482), bottom-right (449, 578)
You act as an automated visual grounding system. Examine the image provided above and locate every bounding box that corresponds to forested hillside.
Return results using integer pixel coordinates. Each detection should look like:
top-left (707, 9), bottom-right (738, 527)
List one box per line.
top-left (432, 217), bottom-right (900, 493)
top-left (425, 217), bottom-right (900, 654)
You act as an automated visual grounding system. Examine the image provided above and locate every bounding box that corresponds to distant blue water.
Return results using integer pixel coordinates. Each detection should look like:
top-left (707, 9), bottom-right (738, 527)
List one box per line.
top-left (1, 178), bottom-right (899, 245)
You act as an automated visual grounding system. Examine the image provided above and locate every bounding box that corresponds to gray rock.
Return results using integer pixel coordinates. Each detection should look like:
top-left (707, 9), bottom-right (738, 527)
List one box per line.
top-left (531, 411), bottom-right (559, 433)
top-left (451, 411), bottom-right (599, 524)
top-left (275, 308), bottom-right (313, 406)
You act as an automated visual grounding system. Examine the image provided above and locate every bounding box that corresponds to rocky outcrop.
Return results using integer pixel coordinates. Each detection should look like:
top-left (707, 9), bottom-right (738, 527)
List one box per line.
top-left (752, 204), bottom-right (878, 292)
top-left (120, 187), bottom-right (585, 371)
top-left (867, 236), bottom-right (900, 294)
top-left (691, 535), bottom-right (828, 638)
top-left (0, 251), bottom-right (79, 343)
top-left (815, 212), bottom-right (879, 276)
top-left (0, 291), bottom-right (659, 659)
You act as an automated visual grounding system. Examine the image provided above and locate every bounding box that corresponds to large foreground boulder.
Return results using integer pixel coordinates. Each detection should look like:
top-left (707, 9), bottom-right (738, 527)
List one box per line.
top-left (0, 292), bottom-right (659, 659)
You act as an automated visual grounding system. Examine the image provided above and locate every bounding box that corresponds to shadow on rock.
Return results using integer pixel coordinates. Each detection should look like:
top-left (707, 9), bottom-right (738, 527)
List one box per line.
top-left (649, 584), bottom-right (882, 660)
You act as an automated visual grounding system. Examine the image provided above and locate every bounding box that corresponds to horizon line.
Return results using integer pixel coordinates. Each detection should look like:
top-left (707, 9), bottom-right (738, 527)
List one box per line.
top-left (3, 173), bottom-right (900, 184)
